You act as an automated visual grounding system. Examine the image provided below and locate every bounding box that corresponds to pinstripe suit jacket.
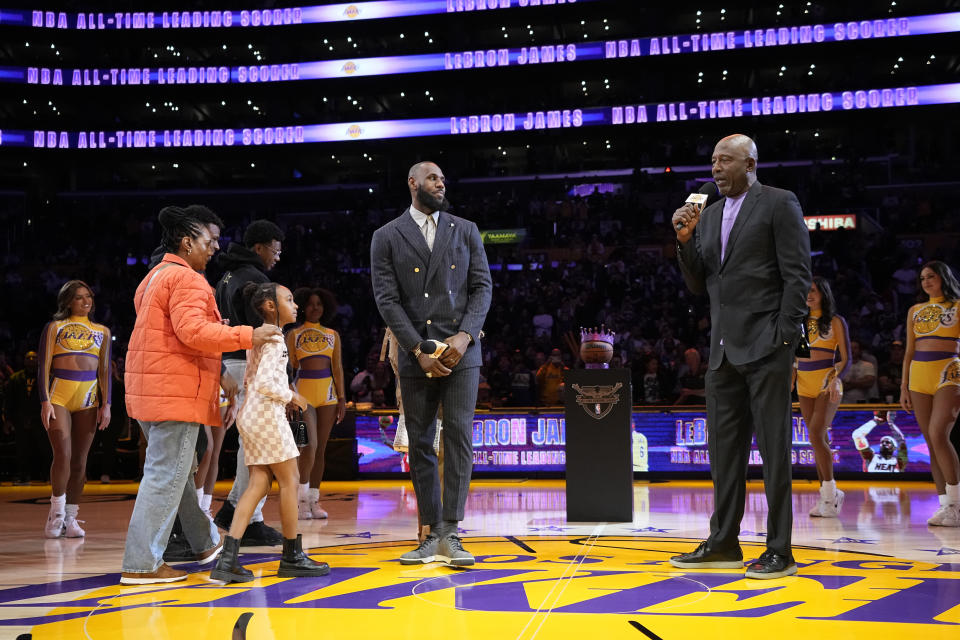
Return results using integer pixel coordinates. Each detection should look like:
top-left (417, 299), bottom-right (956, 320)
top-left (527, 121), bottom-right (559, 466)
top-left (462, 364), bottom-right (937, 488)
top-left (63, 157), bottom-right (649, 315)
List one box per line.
top-left (371, 209), bottom-right (492, 378)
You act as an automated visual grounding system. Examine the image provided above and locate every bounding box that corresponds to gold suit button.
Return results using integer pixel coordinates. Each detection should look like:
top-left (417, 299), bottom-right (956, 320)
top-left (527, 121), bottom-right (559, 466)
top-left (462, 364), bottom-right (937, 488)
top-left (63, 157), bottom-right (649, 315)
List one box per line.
top-left (426, 320), bottom-right (432, 325)
top-left (450, 264), bottom-right (456, 269)
top-left (414, 267), bottom-right (420, 273)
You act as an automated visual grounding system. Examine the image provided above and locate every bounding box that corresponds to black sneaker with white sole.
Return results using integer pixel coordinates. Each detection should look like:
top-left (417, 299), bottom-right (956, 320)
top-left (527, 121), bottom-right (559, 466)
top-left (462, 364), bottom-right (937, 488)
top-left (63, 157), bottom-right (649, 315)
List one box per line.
top-left (669, 541), bottom-right (743, 569)
top-left (744, 550), bottom-right (798, 579)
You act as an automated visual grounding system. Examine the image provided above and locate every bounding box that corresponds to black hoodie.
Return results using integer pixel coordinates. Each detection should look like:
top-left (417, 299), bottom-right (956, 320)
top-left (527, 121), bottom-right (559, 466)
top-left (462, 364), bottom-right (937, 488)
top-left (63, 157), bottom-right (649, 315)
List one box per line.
top-left (215, 242), bottom-right (269, 360)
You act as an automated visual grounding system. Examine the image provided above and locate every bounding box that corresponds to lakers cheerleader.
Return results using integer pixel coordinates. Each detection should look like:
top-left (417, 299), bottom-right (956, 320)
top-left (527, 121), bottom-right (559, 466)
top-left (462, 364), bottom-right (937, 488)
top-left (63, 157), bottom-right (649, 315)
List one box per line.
top-left (795, 278), bottom-right (850, 517)
top-left (902, 261), bottom-right (960, 526)
top-left (286, 288), bottom-right (346, 519)
top-left (38, 280), bottom-right (111, 538)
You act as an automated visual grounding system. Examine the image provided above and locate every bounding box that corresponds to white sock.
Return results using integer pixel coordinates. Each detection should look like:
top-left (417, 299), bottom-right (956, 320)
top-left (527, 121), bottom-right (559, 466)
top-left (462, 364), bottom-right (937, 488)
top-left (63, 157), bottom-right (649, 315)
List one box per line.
top-left (50, 494), bottom-right (66, 516)
top-left (820, 480), bottom-right (836, 499)
top-left (200, 493), bottom-right (213, 512)
top-left (946, 483), bottom-right (960, 505)
top-left (308, 487), bottom-right (320, 503)
top-left (196, 488), bottom-right (204, 503)
top-left (939, 493), bottom-right (949, 507)
top-left (65, 504), bottom-right (79, 521)
top-left (299, 482), bottom-right (309, 501)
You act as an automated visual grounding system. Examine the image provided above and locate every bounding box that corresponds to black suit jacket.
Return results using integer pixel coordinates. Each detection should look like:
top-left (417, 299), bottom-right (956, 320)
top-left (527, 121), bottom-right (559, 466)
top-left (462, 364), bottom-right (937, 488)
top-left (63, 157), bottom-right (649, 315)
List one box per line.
top-left (371, 209), bottom-right (492, 377)
top-left (678, 181), bottom-right (812, 370)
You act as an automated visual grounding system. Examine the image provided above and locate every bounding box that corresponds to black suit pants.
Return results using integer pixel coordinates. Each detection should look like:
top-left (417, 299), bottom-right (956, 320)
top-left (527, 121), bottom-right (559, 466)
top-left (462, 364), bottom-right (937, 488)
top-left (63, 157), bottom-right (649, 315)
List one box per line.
top-left (399, 366), bottom-right (480, 524)
top-left (705, 344), bottom-right (794, 557)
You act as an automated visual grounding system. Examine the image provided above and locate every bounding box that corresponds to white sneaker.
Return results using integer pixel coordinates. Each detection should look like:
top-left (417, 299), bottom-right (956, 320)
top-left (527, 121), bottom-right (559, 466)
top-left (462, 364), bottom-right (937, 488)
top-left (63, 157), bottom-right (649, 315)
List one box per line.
top-left (298, 499), bottom-right (313, 520)
top-left (64, 517), bottom-right (86, 538)
top-left (937, 504), bottom-right (960, 527)
top-left (928, 505), bottom-right (950, 526)
top-left (819, 489), bottom-right (845, 518)
top-left (310, 502), bottom-right (328, 519)
top-left (809, 500), bottom-right (822, 517)
top-left (45, 513), bottom-right (65, 539)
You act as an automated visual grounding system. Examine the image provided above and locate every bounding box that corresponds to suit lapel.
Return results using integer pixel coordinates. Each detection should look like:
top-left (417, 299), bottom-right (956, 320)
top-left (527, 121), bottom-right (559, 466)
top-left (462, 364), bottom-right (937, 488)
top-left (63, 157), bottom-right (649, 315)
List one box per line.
top-left (396, 208), bottom-right (432, 264)
top-left (719, 181), bottom-right (763, 272)
top-left (425, 211), bottom-right (453, 283)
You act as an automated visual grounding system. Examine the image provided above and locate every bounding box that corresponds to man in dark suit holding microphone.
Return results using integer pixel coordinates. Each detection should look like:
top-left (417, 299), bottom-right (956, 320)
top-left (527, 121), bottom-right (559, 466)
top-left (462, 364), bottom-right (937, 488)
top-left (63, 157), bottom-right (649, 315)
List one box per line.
top-left (670, 134), bottom-right (811, 579)
top-left (371, 161), bottom-right (492, 565)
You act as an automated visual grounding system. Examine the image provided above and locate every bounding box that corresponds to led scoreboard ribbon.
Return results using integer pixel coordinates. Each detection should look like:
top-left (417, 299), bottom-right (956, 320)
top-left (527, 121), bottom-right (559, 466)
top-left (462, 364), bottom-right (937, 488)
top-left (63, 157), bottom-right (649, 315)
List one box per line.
top-left (0, 0), bottom-right (592, 29)
top-left (4, 12), bottom-right (959, 87)
top-left (2, 82), bottom-right (958, 149)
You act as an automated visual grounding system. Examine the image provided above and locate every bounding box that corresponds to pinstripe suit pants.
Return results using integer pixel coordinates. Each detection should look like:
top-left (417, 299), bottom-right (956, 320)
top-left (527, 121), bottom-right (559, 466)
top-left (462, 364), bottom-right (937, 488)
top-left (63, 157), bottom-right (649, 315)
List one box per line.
top-left (399, 366), bottom-right (479, 524)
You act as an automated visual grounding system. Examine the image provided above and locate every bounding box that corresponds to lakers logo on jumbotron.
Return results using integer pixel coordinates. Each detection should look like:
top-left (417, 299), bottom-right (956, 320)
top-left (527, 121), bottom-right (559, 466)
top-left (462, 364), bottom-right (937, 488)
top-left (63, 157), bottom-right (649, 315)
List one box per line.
top-left (347, 124), bottom-right (364, 138)
top-left (57, 323), bottom-right (101, 351)
top-left (296, 328), bottom-right (326, 353)
top-left (343, 5), bottom-right (360, 18)
top-left (342, 61), bottom-right (358, 75)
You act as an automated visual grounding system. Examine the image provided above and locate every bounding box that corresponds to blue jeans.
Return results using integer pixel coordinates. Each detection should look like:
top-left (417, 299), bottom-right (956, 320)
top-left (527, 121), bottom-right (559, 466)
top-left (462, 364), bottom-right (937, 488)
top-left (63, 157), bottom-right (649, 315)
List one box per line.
top-left (223, 358), bottom-right (266, 523)
top-left (122, 420), bottom-right (219, 573)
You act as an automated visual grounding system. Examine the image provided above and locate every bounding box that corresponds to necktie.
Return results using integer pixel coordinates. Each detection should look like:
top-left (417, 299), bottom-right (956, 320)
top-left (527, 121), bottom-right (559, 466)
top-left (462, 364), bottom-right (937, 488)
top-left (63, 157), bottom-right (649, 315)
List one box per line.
top-left (422, 215), bottom-right (436, 251)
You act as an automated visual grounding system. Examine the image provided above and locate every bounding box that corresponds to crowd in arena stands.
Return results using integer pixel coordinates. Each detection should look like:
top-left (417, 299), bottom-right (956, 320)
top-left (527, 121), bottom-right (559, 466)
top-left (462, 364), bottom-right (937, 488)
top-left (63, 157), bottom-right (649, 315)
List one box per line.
top-left (1, 174), bottom-right (958, 454)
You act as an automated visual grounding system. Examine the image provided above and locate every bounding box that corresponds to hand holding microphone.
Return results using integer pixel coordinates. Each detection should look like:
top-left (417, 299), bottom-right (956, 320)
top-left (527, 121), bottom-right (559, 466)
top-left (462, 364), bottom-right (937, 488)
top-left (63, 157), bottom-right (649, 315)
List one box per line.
top-left (415, 339), bottom-right (452, 378)
top-left (672, 182), bottom-right (718, 243)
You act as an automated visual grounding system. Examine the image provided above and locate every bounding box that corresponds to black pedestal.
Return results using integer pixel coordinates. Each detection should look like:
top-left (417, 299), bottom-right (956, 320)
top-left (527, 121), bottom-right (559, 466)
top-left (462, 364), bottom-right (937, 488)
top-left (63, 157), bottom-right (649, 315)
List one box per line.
top-left (564, 368), bottom-right (633, 522)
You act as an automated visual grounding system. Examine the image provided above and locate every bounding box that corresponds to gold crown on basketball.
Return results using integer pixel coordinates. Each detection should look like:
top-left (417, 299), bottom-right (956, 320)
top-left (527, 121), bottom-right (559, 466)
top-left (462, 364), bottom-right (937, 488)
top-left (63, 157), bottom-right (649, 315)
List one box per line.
top-left (580, 325), bottom-right (615, 368)
top-left (580, 326), bottom-right (615, 345)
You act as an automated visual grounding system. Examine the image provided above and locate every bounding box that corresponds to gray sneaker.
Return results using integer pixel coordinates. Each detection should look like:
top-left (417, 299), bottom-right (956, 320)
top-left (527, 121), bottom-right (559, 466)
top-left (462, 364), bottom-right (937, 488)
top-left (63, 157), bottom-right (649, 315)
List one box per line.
top-left (437, 534), bottom-right (474, 566)
top-left (399, 533), bottom-right (440, 564)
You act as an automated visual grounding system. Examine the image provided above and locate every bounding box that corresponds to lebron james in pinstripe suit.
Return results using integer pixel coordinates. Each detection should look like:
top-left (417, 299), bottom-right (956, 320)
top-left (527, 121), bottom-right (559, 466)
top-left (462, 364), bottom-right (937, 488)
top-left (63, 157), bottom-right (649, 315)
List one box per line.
top-left (371, 161), bottom-right (492, 566)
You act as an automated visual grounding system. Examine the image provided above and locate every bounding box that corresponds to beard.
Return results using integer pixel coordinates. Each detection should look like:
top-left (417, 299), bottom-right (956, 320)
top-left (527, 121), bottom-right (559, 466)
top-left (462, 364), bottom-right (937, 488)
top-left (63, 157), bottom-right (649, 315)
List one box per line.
top-left (416, 183), bottom-right (450, 212)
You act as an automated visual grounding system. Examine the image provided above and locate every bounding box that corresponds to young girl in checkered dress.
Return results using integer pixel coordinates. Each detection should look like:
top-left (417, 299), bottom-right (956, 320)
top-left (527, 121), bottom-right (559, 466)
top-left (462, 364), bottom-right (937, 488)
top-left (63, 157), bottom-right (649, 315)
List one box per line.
top-left (211, 282), bottom-right (331, 582)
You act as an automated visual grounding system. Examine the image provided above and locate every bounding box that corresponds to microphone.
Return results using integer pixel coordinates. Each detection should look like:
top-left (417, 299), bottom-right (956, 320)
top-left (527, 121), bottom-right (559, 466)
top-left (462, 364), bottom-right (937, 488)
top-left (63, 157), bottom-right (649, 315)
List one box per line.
top-left (420, 339), bottom-right (449, 359)
top-left (675, 182), bottom-right (718, 230)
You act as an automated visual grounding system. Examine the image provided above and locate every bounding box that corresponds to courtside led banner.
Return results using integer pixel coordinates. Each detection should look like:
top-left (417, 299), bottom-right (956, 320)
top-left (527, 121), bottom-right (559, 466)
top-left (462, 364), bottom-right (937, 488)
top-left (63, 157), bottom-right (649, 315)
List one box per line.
top-left (0, 0), bottom-right (591, 29)
top-left (4, 12), bottom-right (958, 86)
top-left (357, 408), bottom-right (928, 474)
top-left (2, 82), bottom-right (957, 150)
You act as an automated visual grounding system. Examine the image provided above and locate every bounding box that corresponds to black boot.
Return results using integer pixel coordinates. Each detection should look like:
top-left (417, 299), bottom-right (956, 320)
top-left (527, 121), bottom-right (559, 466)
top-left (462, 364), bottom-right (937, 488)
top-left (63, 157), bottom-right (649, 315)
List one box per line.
top-left (210, 536), bottom-right (254, 583)
top-left (277, 534), bottom-right (330, 577)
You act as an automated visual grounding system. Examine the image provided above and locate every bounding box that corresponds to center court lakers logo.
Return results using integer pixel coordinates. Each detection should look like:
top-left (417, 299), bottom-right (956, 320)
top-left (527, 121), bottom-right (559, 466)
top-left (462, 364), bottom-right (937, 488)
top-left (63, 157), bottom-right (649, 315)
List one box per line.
top-left (56, 322), bottom-right (102, 351)
top-left (341, 61), bottom-right (358, 75)
top-left (4, 536), bottom-right (959, 638)
top-left (296, 328), bottom-right (326, 353)
top-left (343, 5), bottom-right (360, 18)
top-left (347, 124), bottom-right (364, 138)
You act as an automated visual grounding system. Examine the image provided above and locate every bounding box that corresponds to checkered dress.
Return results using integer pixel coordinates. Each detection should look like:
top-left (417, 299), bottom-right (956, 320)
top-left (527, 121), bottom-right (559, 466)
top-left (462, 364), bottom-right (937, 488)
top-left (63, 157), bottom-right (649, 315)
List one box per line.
top-left (236, 340), bottom-right (299, 465)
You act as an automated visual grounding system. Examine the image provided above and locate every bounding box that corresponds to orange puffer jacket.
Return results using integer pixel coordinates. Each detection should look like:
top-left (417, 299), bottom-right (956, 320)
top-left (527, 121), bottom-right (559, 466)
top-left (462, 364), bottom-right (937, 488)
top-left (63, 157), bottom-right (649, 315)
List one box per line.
top-left (125, 253), bottom-right (253, 426)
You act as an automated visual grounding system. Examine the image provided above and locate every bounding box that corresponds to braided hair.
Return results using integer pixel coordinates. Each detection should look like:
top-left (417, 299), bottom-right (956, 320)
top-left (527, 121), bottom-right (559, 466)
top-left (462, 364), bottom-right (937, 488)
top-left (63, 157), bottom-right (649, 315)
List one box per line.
top-left (158, 206), bottom-right (205, 253)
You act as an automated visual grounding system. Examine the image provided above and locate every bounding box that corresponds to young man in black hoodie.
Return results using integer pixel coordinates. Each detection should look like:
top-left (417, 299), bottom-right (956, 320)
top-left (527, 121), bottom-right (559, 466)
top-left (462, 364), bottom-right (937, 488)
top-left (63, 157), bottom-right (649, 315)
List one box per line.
top-left (212, 219), bottom-right (286, 546)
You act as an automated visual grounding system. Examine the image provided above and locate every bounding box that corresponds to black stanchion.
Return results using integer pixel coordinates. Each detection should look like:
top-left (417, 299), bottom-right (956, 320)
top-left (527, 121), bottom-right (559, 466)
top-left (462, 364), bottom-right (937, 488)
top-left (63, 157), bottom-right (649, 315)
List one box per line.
top-left (564, 368), bottom-right (634, 522)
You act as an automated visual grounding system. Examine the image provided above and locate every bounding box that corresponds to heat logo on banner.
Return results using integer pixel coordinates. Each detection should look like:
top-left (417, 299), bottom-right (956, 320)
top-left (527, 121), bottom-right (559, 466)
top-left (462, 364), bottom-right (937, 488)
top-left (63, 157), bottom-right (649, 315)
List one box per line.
top-left (8, 12), bottom-right (959, 87)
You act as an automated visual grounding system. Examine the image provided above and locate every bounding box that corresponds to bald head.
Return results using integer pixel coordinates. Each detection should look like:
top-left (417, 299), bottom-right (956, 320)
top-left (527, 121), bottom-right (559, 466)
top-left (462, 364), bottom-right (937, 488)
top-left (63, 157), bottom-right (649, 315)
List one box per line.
top-left (721, 134), bottom-right (758, 160)
top-left (407, 161), bottom-right (447, 213)
top-left (712, 134), bottom-right (758, 197)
